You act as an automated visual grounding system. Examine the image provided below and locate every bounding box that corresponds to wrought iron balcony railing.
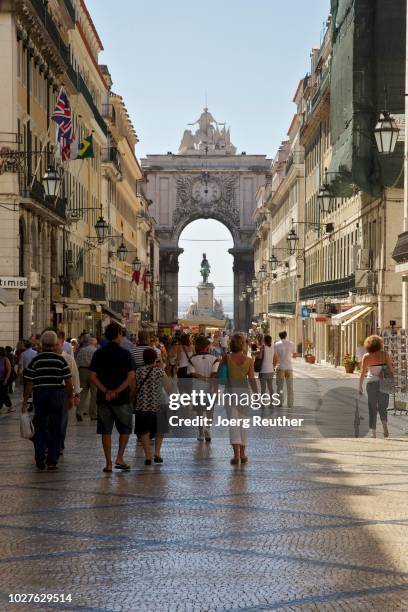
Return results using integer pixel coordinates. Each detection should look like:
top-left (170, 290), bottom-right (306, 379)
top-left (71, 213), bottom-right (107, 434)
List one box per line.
top-left (268, 302), bottom-right (296, 316)
top-left (299, 275), bottom-right (355, 300)
top-left (24, 177), bottom-right (66, 220)
top-left (84, 282), bottom-right (106, 301)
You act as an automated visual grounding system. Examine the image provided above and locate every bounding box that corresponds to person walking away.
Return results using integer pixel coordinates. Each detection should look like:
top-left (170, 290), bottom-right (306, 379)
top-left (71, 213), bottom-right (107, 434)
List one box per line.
top-left (55, 335), bottom-right (81, 454)
top-left (259, 335), bottom-right (275, 401)
top-left (224, 334), bottom-right (257, 464)
top-left (89, 323), bottom-right (135, 473)
top-left (0, 348), bottom-right (12, 412)
top-left (188, 335), bottom-right (219, 442)
top-left (5, 347), bottom-right (15, 394)
top-left (120, 329), bottom-right (138, 369)
top-left (133, 330), bottom-right (151, 369)
top-left (75, 334), bottom-right (97, 422)
top-left (220, 331), bottom-right (229, 356)
top-left (134, 348), bottom-right (173, 464)
top-left (274, 331), bottom-right (295, 408)
top-left (166, 338), bottom-right (179, 378)
top-left (176, 333), bottom-right (194, 396)
top-left (18, 341), bottom-right (37, 381)
top-left (359, 335), bottom-right (393, 438)
top-left (22, 331), bottom-right (73, 471)
top-left (57, 330), bottom-right (73, 356)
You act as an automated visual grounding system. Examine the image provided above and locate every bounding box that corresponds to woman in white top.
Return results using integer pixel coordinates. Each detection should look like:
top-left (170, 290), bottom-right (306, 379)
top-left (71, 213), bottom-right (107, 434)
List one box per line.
top-left (176, 333), bottom-right (194, 395)
top-left (259, 335), bottom-right (275, 398)
top-left (359, 335), bottom-right (393, 438)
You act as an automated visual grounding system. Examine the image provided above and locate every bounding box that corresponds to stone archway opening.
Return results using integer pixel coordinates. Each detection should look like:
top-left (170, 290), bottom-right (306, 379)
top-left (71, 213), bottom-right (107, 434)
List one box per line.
top-left (178, 218), bottom-right (234, 324)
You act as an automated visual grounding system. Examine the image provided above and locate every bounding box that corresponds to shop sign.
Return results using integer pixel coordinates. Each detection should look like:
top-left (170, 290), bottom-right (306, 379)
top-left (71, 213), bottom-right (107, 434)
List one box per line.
top-left (315, 316), bottom-right (329, 323)
top-left (0, 276), bottom-right (27, 289)
top-left (301, 306), bottom-right (311, 319)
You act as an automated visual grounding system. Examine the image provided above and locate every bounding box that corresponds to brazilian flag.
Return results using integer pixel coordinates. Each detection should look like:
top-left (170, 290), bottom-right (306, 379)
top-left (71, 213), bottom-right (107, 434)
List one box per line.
top-left (76, 134), bottom-right (94, 159)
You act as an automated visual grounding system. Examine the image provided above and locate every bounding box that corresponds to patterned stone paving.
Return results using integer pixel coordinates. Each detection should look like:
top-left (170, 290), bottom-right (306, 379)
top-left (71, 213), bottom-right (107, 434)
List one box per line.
top-left (1, 362), bottom-right (408, 611)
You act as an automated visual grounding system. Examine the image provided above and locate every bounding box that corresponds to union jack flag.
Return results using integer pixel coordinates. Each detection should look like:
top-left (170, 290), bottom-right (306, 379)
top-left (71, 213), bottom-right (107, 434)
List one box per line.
top-left (52, 88), bottom-right (74, 144)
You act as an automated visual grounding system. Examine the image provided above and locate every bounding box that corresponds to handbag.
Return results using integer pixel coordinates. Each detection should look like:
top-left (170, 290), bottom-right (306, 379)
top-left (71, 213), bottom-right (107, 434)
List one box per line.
top-left (20, 411), bottom-right (35, 440)
top-left (217, 357), bottom-right (229, 385)
top-left (379, 363), bottom-right (395, 395)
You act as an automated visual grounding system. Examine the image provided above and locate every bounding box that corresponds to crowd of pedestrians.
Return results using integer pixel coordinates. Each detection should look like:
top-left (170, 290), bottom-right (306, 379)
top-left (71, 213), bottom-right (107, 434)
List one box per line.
top-left (2, 324), bottom-right (395, 471)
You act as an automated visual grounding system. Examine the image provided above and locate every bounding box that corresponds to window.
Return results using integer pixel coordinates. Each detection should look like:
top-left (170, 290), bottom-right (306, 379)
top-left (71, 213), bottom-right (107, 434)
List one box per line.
top-left (17, 40), bottom-right (21, 79)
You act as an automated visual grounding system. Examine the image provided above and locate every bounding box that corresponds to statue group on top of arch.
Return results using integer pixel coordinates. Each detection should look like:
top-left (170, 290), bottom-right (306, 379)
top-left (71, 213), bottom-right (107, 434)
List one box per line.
top-left (178, 108), bottom-right (237, 155)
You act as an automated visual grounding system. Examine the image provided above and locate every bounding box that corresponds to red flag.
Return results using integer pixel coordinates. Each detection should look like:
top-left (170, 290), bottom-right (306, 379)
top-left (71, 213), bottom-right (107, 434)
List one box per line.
top-left (132, 270), bottom-right (140, 284)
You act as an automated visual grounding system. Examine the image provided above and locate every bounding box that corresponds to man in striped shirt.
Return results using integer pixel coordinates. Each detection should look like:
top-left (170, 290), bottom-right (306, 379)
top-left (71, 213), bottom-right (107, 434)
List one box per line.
top-left (23, 330), bottom-right (73, 471)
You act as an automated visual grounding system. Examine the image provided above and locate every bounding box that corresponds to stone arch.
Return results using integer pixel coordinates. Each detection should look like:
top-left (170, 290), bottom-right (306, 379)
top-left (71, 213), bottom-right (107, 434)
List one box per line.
top-left (173, 211), bottom-right (239, 247)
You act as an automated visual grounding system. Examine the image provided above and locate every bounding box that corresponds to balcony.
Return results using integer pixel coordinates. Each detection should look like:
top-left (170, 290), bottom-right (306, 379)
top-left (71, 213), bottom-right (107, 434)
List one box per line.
top-left (268, 302), bottom-right (296, 316)
top-left (24, 177), bottom-right (67, 220)
top-left (392, 231), bottom-right (408, 264)
top-left (84, 282), bottom-right (106, 301)
top-left (102, 147), bottom-right (121, 174)
top-left (285, 150), bottom-right (304, 174)
top-left (299, 275), bottom-right (355, 301)
top-left (102, 104), bottom-right (116, 123)
top-left (62, 0), bottom-right (76, 23)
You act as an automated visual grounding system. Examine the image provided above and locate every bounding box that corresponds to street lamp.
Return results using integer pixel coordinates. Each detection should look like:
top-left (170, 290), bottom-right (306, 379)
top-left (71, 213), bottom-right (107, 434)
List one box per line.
top-left (317, 168), bottom-right (332, 214)
top-left (374, 110), bottom-right (399, 154)
top-left (132, 255), bottom-right (142, 272)
top-left (246, 285), bottom-right (252, 294)
top-left (155, 281), bottom-right (161, 292)
top-left (145, 270), bottom-right (152, 283)
top-left (42, 165), bottom-right (62, 198)
top-left (117, 239), bottom-right (128, 262)
top-left (94, 215), bottom-right (109, 243)
top-left (287, 226), bottom-right (299, 255)
top-left (251, 278), bottom-right (258, 289)
top-left (259, 265), bottom-right (267, 281)
top-left (269, 254), bottom-right (278, 271)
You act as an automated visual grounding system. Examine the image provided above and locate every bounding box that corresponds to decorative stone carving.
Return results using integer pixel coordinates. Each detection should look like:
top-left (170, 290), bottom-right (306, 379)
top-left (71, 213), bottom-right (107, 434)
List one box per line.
top-left (174, 173), bottom-right (239, 233)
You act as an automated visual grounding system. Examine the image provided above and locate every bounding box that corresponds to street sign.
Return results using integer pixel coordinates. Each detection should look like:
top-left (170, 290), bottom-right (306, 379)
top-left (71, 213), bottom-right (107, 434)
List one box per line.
top-left (394, 114), bottom-right (405, 142)
top-left (301, 306), bottom-right (310, 319)
top-left (0, 276), bottom-right (27, 289)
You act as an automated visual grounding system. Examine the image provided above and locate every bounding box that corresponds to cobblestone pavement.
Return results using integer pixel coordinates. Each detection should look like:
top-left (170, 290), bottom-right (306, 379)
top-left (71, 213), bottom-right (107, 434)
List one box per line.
top-left (1, 363), bottom-right (408, 611)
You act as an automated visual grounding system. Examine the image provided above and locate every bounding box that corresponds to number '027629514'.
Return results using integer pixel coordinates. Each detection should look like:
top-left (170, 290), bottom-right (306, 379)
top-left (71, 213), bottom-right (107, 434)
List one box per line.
top-left (9, 594), bottom-right (72, 603)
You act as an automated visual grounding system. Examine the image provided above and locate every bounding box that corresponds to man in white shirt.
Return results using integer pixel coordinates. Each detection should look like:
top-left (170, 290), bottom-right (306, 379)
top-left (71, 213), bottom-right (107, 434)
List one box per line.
top-left (57, 330), bottom-right (73, 356)
top-left (273, 331), bottom-right (295, 408)
top-left (188, 335), bottom-right (219, 441)
top-left (220, 332), bottom-right (229, 356)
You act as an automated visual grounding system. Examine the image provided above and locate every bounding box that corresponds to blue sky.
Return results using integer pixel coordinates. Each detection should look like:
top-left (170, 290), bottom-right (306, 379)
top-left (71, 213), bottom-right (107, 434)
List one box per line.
top-left (86, 0), bottom-right (330, 315)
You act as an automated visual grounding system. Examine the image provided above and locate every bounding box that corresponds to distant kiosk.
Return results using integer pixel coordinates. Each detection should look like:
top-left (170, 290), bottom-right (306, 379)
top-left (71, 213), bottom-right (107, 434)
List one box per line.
top-left (179, 254), bottom-right (227, 333)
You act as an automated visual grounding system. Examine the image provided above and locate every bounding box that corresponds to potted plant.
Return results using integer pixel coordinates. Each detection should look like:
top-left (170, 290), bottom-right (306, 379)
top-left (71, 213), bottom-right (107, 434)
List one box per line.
top-left (343, 353), bottom-right (358, 373)
top-left (304, 340), bottom-right (316, 364)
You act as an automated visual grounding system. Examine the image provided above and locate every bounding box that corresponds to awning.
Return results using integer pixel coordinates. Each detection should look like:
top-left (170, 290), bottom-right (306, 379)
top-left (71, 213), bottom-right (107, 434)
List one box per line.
top-left (268, 313), bottom-right (296, 320)
top-left (341, 306), bottom-right (373, 328)
top-left (102, 305), bottom-right (124, 323)
top-left (330, 305), bottom-right (368, 325)
top-left (0, 288), bottom-right (23, 306)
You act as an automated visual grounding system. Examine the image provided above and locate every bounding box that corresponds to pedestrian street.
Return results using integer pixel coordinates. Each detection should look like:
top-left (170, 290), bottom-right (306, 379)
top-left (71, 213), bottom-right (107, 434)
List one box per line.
top-left (1, 362), bottom-right (408, 611)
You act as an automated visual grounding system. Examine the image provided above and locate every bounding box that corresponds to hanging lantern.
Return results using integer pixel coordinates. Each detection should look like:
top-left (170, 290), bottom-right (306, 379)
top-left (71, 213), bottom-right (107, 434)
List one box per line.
top-left (94, 215), bottom-right (109, 243)
top-left (132, 255), bottom-right (142, 272)
top-left (287, 227), bottom-right (299, 255)
top-left (374, 110), bottom-right (400, 154)
top-left (269, 254), bottom-right (278, 271)
top-left (117, 240), bottom-right (128, 262)
top-left (42, 165), bottom-right (62, 198)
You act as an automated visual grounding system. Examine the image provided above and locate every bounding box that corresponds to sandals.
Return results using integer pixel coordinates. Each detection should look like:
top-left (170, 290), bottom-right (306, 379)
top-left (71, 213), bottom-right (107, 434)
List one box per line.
top-left (240, 457), bottom-right (248, 464)
top-left (103, 467), bottom-right (112, 473)
top-left (114, 463), bottom-right (130, 471)
top-left (230, 458), bottom-right (240, 465)
top-left (144, 459), bottom-right (152, 465)
top-left (154, 456), bottom-right (163, 463)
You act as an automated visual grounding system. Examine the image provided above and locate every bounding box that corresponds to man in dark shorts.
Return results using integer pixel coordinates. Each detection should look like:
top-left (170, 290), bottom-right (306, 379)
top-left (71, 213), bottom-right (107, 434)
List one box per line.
top-left (89, 323), bottom-right (135, 473)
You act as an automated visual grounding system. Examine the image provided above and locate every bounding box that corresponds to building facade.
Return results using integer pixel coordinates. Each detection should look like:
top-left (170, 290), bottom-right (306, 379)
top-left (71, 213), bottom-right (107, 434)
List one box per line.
top-left (0, 0), bottom-right (155, 345)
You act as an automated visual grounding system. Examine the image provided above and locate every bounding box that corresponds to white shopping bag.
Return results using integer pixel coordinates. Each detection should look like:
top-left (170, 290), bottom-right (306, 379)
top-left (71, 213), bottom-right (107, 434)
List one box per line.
top-left (20, 412), bottom-right (35, 440)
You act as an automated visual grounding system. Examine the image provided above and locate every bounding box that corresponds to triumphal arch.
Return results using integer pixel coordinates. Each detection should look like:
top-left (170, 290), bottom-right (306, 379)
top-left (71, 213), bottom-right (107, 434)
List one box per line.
top-left (141, 109), bottom-right (270, 330)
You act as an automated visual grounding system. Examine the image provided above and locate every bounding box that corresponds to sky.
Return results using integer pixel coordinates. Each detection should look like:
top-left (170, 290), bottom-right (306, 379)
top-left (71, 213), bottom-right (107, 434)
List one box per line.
top-left (86, 0), bottom-right (330, 315)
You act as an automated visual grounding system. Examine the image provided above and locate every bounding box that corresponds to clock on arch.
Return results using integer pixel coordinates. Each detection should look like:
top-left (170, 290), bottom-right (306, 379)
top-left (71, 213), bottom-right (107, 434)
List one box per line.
top-left (192, 179), bottom-right (221, 203)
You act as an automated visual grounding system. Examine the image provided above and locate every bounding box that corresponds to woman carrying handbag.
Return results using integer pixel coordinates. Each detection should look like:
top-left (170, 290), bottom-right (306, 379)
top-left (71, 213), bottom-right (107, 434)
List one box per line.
top-left (359, 335), bottom-right (393, 438)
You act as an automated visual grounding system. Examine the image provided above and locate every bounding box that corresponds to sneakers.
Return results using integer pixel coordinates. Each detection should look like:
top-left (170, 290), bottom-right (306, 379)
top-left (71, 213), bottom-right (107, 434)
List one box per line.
top-left (382, 423), bottom-right (389, 438)
top-left (204, 428), bottom-right (211, 442)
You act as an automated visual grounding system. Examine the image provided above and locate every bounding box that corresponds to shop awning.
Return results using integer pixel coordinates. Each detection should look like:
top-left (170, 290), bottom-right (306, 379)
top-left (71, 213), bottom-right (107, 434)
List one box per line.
top-left (0, 288), bottom-right (23, 306)
top-left (102, 305), bottom-right (124, 323)
top-left (330, 305), bottom-right (368, 325)
top-left (341, 306), bottom-right (373, 328)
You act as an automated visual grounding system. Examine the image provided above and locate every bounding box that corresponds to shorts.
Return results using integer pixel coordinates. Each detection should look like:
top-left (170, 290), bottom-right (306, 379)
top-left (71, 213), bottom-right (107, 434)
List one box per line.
top-left (97, 403), bottom-right (133, 435)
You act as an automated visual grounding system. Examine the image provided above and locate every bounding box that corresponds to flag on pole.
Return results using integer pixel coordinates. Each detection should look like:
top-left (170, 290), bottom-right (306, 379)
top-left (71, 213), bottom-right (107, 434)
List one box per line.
top-left (52, 88), bottom-right (74, 143)
top-left (72, 134), bottom-right (94, 160)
